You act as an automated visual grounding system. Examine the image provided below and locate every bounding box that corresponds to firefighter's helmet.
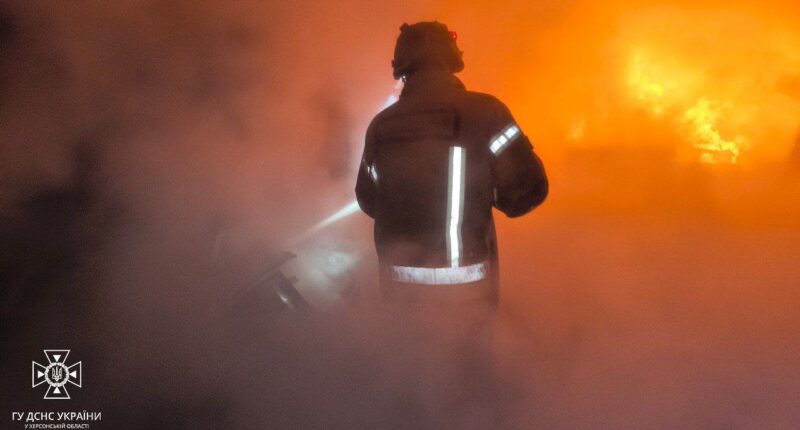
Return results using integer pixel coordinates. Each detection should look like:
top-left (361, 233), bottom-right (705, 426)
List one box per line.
top-left (391, 21), bottom-right (464, 80)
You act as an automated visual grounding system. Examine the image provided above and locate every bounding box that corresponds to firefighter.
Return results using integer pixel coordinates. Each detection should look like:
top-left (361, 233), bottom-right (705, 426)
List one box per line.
top-left (356, 21), bottom-right (548, 311)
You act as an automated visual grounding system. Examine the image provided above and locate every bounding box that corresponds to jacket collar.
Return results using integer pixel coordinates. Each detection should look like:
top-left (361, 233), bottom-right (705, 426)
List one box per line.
top-left (400, 70), bottom-right (465, 97)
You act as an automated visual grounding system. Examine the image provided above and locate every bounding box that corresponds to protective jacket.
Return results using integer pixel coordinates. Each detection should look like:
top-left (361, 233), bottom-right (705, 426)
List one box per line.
top-left (356, 70), bottom-right (548, 306)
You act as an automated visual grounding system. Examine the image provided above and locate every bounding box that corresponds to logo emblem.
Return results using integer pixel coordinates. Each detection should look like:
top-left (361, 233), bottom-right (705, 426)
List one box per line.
top-left (32, 350), bottom-right (82, 399)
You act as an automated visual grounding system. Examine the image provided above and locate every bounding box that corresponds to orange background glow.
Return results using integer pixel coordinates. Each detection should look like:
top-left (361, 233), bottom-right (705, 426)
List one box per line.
top-left (2, 0), bottom-right (799, 426)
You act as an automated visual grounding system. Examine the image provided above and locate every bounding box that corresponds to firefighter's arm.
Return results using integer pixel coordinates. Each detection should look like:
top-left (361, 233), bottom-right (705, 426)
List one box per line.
top-left (355, 121), bottom-right (378, 218)
top-left (488, 107), bottom-right (549, 217)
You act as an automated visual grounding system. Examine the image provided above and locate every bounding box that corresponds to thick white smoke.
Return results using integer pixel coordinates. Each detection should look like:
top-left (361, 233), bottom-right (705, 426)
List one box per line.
top-left (1, 1), bottom-right (799, 429)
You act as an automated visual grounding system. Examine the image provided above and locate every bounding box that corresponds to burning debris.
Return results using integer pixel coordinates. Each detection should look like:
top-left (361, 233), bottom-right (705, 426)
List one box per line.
top-left (231, 252), bottom-right (311, 316)
top-left (625, 46), bottom-right (747, 164)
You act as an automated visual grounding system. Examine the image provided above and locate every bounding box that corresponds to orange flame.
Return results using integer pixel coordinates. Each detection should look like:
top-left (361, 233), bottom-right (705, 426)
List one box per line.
top-left (626, 48), bottom-right (746, 163)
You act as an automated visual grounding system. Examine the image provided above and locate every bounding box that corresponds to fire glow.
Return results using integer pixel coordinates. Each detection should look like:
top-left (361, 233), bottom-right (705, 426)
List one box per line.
top-left (627, 49), bottom-right (744, 163)
top-left (615, 6), bottom-right (800, 165)
top-left (494, 2), bottom-right (800, 167)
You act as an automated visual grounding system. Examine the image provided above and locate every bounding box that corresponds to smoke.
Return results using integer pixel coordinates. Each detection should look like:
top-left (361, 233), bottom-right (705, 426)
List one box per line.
top-left (1, 0), bottom-right (799, 429)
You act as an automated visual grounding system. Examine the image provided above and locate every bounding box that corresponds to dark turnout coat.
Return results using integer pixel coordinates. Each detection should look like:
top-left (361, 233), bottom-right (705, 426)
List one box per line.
top-left (356, 71), bottom-right (547, 305)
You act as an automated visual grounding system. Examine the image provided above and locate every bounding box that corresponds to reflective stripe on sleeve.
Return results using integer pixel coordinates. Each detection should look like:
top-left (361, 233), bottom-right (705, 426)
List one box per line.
top-left (490, 124), bottom-right (520, 155)
top-left (368, 163), bottom-right (378, 183)
top-left (390, 261), bottom-right (489, 285)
